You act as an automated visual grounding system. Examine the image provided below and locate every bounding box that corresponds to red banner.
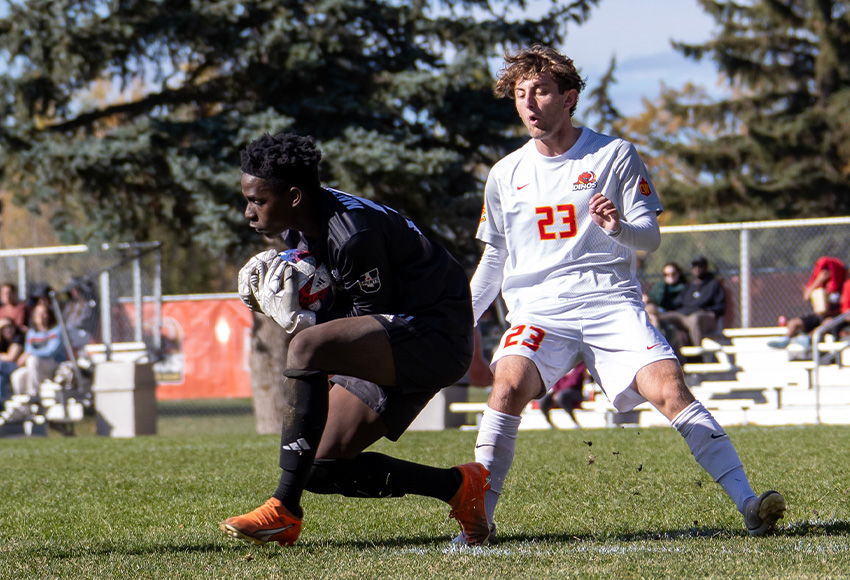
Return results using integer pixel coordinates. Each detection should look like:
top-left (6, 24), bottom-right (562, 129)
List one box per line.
top-left (151, 298), bottom-right (253, 400)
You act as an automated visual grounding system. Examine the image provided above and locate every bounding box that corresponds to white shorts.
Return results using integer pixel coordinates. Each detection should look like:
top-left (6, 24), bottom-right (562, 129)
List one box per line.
top-left (490, 306), bottom-right (676, 412)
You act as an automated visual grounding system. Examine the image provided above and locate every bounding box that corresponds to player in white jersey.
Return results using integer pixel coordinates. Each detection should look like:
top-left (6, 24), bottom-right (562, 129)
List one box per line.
top-left (463, 45), bottom-right (785, 543)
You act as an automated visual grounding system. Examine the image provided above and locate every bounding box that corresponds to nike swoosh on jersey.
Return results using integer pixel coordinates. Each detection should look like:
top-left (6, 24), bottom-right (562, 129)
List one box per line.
top-left (253, 524), bottom-right (295, 541)
top-left (517, 183), bottom-right (530, 190)
top-left (647, 343), bottom-right (661, 350)
top-left (710, 433), bottom-right (728, 439)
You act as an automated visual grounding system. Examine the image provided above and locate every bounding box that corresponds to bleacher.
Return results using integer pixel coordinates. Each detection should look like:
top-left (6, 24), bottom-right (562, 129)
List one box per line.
top-left (446, 318), bottom-right (850, 431)
top-left (676, 321), bottom-right (850, 427)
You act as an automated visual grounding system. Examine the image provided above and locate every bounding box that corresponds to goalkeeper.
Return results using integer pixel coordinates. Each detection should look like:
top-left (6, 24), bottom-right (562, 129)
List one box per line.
top-left (220, 132), bottom-right (490, 547)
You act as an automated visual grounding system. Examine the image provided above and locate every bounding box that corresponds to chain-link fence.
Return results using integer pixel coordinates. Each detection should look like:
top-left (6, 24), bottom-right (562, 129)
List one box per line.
top-left (2, 216), bottom-right (848, 437)
top-left (0, 242), bottom-right (162, 349)
top-left (641, 216), bottom-right (850, 329)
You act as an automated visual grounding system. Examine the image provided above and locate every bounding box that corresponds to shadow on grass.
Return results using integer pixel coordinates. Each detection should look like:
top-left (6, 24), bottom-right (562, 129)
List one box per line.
top-left (499, 518), bottom-right (850, 544)
top-left (33, 519), bottom-right (850, 559)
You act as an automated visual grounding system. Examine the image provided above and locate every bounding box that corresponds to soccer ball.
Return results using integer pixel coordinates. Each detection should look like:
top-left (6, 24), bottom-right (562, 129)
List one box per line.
top-left (279, 249), bottom-right (333, 312)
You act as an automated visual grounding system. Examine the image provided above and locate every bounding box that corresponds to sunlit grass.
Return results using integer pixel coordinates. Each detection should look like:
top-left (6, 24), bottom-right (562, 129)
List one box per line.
top-left (1, 424), bottom-right (848, 579)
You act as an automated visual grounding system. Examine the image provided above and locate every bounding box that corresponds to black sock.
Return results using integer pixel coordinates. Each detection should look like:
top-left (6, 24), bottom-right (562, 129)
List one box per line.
top-left (272, 369), bottom-right (328, 515)
top-left (307, 452), bottom-right (463, 502)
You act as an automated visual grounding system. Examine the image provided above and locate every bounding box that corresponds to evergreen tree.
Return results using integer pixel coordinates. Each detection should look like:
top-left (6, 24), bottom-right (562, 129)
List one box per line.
top-left (0, 0), bottom-right (600, 293)
top-left (655, 0), bottom-right (850, 223)
top-left (582, 56), bottom-right (624, 137)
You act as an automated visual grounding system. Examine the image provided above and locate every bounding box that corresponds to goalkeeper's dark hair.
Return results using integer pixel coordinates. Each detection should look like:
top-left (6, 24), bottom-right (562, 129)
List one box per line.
top-left (495, 45), bottom-right (586, 118)
top-left (241, 133), bottom-right (322, 193)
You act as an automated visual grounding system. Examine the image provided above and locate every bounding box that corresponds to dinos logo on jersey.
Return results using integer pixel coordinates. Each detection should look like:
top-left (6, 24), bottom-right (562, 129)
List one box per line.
top-left (638, 177), bottom-right (653, 197)
top-left (572, 171), bottom-right (597, 191)
top-left (358, 268), bottom-right (381, 293)
top-left (479, 204), bottom-right (486, 223)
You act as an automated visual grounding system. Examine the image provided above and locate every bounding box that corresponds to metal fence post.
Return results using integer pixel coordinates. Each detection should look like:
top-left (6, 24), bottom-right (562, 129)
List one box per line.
top-left (99, 270), bottom-right (112, 360)
top-left (740, 227), bottom-right (751, 328)
top-left (153, 245), bottom-right (162, 352)
top-left (132, 253), bottom-right (143, 343)
top-left (16, 256), bottom-right (26, 299)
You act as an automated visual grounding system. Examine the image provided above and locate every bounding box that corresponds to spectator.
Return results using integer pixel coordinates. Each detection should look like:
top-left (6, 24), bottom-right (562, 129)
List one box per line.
top-left (62, 278), bottom-right (100, 348)
top-left (648, 262), bottom-right (687, 313)
top-left (658, 256), bottom-right (727, 347)
top-left (0, 283), bottom-right (30, 331)
top-left (0, 317), bottom-right (25, 399)
top-left (10, 303), bottom-right (68, 398)
top-left (27, 283), bottom-right (53, 311)
top-left (538, 362), bottom-right (587, 429)
top-left (839, 278), bottom-right (850, 339)
top-left (644, 262), bottom-right (689, 359)
top-left (769, 256), bottom-right (847, 349)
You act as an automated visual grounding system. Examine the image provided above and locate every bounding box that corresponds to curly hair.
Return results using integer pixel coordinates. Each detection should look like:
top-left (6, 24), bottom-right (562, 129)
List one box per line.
top-left (240, 133), bottom-right (323, 192)
top-left (494, 45), bottom-right (587, 117)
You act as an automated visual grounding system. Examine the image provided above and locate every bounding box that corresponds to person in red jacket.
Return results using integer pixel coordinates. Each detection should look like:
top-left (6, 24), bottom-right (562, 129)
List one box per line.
top-left (769, 256), bottom-right (847, 349)
top-left (0, 283), bottom-right (30, 331)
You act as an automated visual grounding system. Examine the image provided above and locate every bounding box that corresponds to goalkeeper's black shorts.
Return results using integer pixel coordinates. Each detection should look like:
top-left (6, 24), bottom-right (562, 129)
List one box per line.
top-left (330, 314), bottom-right (473, 441)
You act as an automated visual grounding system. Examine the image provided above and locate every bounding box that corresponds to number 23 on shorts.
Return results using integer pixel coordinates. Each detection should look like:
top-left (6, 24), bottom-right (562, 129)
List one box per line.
top-left (503, 324), bottom-right (547, 352)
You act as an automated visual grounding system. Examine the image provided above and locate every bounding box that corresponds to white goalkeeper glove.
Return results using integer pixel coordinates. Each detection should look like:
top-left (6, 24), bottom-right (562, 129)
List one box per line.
top-left (256, 254), bottom-right (317, 335)
top-left (237, 249), bottom-right (278, 312)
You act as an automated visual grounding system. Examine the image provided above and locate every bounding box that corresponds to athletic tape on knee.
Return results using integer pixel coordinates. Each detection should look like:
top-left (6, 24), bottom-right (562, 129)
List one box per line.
top-left (672, 400), bottom-right (742, 482)
top-left (279, 369), bottom-right (328, 472)
top-left (475, 407), bottom-right (521, 496)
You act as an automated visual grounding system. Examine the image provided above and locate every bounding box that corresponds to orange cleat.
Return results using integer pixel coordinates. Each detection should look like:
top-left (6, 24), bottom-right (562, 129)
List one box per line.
top-left (448, 462), bottom-right (491, 546)
top-left (220, 498), bottom-right (302, 546)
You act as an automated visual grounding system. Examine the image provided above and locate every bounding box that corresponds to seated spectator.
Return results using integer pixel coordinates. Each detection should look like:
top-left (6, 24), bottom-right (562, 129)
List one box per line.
top-left (769, 257), bottom-right (848, 349)
top-left (658, 256), bottom-right (727, 347)
top-left (644, 262), bottom-right (689, 360)
top-left (538, 362), bottom-right (587, 429)
top-left (62, 278), bottom-right (100, 348)
top-left (649, 262), bottom-right (688, 313)
top-left (27, 283), bottom-right (54, 311)
top-left (0, 283), bottom-right (30, 331)
top-left (0, 317), bottom-right (25, 400)
top-left (838, 278), bottom-right (850, 340)
top-left (10, 303), bottom-right (69, 398)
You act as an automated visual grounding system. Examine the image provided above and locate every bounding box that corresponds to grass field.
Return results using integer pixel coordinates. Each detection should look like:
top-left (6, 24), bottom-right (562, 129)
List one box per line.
top-left (2, 423), bottom-right (849, 579)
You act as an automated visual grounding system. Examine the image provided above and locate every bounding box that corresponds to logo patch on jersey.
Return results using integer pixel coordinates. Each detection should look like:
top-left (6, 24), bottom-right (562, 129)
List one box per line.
top-left (573, 171), bottom-right (597, 191)
top-left (638, 177), bottom-right (652, 197)
top-left (358, 268), bottom-right (381, 293)
top-left (479, 204), bottom-right (486, 223)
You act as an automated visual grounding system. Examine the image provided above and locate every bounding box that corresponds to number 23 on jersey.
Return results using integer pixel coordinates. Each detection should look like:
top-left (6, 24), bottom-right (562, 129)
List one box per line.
top-left (503, 324), bottom-right (547, 352)
top-left (536, 204), bottom-right (577, 240)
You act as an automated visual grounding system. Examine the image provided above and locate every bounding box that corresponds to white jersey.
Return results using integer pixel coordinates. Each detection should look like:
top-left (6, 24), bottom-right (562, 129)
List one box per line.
top-left (476, 127), bottom-right (663, 320)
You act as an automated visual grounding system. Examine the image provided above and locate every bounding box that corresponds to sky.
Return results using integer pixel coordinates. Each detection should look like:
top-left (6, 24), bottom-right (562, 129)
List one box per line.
top-left (556, 0), bottom-right (723, 116)
top-left (0, 0), bottom-right (724, 118)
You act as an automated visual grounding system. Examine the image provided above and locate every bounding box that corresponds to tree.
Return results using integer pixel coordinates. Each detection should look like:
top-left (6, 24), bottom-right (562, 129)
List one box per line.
top-left (0, 0), bottom-right (601, 291)
top-left (654, 0), bottom-right (850, 223)
top-left (1, 0), bottom-right (601, 432)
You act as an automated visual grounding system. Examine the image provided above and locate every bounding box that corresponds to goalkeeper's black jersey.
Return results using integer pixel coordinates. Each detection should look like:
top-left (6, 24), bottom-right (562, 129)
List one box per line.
top-left (282, 188), bottom-right (473, 335)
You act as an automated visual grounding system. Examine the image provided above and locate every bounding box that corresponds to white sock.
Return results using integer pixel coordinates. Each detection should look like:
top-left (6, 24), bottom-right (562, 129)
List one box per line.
top-left (672, 400), bottom-right (756, 513)
top-left (474, 407), bottom-right (522, 525)
top-left (717, 467), bottom-right (758, 514)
